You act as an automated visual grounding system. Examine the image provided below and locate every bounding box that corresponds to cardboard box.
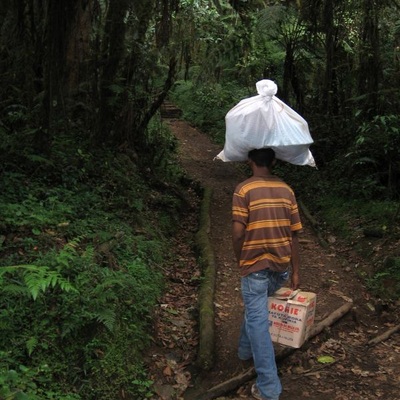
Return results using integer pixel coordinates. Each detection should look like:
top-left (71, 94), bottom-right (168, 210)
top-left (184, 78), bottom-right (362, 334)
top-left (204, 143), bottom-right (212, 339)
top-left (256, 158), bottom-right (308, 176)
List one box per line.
top-left (268, 287), bottom-right (316, 348)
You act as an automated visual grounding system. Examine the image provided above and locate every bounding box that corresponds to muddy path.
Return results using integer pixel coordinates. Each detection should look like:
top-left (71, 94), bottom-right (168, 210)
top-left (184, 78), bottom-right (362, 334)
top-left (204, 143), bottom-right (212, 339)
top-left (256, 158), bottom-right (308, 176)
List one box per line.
top-left (146, 117), bottom-right (400, 400)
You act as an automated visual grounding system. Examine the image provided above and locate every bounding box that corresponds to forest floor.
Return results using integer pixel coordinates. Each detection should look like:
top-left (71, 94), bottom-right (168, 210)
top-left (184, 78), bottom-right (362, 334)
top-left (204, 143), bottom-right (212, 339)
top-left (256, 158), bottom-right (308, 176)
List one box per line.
top-left (145, 116), bottom-right (400, 400)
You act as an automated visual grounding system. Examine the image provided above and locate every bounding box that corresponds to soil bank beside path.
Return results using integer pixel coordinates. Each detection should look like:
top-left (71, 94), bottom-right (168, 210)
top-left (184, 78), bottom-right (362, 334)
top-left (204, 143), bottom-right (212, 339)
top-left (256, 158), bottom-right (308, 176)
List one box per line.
top-left (154, 118), bottom-right (400, 400)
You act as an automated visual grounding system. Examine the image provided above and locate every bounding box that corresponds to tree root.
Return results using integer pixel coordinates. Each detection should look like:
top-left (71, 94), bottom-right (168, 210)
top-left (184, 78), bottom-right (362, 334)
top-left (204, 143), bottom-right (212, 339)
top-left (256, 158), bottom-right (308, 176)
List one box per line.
top-left (195, 186), bottom-right (216, 371)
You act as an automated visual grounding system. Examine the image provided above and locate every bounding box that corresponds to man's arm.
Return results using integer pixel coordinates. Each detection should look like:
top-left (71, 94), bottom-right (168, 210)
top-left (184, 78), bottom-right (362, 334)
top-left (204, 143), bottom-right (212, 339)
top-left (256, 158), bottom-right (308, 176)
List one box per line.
top-left (232, 221), bottom-right (246, 263)
top-left (290, 231), bottom-right (300, 290)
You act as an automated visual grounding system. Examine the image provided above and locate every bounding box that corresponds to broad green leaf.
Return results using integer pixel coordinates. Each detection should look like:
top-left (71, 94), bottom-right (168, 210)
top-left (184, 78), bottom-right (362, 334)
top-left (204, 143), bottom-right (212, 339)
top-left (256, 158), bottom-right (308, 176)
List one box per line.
top-left (317, 355), bottom-right (335, 364)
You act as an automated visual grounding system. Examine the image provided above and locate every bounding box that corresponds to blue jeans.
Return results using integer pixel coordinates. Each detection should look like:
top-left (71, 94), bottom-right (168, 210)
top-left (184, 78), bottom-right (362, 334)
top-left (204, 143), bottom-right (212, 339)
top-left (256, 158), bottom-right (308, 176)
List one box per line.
top-left (238, 269), bottom-right (288, 400)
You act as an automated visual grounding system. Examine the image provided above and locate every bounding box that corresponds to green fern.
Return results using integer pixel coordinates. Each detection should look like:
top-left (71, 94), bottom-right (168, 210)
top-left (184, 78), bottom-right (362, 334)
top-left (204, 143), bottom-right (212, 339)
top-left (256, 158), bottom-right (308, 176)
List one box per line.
top-left (95, 308), bottom-right (116, 332)
top-left (0, 265), bottom-right (77, 300)
top-left (26, 337), bottom-right (38, 356)
top-left (0, 283), bottom-right (29, 297)
top-left (24, 268), bottom-right (76, 300)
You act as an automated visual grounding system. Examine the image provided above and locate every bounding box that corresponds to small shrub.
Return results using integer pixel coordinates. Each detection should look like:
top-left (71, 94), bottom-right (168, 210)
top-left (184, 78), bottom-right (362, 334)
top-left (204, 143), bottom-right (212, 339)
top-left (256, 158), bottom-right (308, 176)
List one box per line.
top-left (367, 257), bottom-right (400, 301)
top-left (170, 79), bottom-right (249, 142)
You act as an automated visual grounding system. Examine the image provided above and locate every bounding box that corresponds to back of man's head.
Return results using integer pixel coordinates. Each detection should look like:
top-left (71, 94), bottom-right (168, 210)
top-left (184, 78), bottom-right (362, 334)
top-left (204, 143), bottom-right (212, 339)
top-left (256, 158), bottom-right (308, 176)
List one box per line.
top-left (248, 148), bottom-right (276, 168)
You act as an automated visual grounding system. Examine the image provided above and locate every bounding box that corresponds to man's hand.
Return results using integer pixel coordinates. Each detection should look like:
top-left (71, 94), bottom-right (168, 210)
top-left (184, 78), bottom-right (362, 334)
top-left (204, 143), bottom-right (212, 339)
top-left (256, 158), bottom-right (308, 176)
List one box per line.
top-left (291, 271), bottom-right (300, 290)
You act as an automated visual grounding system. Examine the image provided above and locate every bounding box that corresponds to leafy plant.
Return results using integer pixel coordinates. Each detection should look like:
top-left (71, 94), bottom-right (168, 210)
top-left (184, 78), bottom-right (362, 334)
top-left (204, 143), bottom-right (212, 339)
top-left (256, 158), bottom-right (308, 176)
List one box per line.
top-left (170, 79), bottom-right (249, 141)
top-left (0, 265), bottom-right (77, 301)
top-left (0, 361), bottom-right (81, 400)
top-left (345, 114), bottom-right (400, 199)
top-left (367, 257), bottom-right (400, 301)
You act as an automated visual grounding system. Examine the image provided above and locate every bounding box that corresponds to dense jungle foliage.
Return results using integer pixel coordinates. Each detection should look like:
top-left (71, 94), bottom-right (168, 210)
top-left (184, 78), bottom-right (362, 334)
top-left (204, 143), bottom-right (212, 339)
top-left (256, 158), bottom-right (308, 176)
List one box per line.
top-left (0, 0), bottom-right (399, 399)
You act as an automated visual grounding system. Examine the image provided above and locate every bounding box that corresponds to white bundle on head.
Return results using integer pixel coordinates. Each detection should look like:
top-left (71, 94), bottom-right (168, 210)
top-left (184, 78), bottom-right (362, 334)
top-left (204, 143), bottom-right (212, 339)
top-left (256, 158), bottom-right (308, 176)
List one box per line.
top-left (256, 79), bottom-right (278, 101)
top-left (215, 79), bottom-right (316, 167)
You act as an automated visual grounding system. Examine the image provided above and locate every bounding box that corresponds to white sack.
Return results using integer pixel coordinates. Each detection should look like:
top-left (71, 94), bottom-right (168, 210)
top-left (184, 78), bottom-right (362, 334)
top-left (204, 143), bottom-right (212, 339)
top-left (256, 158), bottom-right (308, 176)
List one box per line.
top-left (215, 80), bottom-right (316, 167)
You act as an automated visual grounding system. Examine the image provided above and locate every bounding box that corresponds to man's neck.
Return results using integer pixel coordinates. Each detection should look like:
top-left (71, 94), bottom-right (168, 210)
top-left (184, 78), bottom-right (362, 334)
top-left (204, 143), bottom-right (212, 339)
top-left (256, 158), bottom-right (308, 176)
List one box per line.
top-left (252, 166), bottom-right (273, 177)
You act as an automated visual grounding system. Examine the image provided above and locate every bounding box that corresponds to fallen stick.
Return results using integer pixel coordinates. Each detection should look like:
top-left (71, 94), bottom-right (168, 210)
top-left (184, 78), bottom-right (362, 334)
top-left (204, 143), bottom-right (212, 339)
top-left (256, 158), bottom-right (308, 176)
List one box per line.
top-left (291, 360), bottom-right (338, 379)
top-left (192, 301), bottom-right (353, 400)
top-left (298, 199), bottom-right (319, 229)
top-left (298, 200), bottom-right (329, 249)
top-left (367, 324), bottom-right (400, 346)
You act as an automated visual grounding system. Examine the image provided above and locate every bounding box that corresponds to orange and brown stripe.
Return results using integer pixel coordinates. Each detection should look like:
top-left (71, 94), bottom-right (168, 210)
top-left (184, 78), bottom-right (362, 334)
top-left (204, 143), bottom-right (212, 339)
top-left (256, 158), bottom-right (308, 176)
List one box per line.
top-left (232, 175), bottom-right (302, 276)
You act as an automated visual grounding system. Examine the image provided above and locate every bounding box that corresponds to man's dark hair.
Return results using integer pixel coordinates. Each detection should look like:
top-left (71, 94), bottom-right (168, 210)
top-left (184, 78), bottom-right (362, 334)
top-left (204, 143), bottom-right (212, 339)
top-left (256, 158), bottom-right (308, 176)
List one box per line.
top-left (248, 148), bottom-right (276, 168)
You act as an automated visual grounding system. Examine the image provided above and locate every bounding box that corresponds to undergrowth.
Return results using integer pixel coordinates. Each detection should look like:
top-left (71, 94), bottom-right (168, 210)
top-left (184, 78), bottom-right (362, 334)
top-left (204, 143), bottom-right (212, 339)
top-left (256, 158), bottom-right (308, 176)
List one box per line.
top-left (0, 117), bottom-right (190, 399)
top-left (170, 79), bottom-right (249, 143)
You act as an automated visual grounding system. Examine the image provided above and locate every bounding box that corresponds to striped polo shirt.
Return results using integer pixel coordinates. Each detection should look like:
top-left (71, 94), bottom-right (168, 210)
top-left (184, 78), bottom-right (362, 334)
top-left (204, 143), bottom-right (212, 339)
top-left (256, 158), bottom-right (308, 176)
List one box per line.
top-left (232, 175), bottom-right (302, 276)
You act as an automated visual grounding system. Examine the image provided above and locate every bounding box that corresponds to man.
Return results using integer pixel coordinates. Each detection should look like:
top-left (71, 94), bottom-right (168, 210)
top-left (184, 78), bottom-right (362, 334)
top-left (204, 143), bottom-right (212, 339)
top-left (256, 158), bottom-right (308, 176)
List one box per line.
top-left (232, 148), bottom-right (302, 400)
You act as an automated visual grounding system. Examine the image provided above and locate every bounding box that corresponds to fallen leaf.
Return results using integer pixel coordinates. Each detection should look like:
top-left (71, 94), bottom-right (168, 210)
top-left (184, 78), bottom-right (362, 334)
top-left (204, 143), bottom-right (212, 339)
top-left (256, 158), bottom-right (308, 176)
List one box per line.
top-left (163, 365), bottom-right (173, 376)
top-left (317, 355), bottom-right (335, 364)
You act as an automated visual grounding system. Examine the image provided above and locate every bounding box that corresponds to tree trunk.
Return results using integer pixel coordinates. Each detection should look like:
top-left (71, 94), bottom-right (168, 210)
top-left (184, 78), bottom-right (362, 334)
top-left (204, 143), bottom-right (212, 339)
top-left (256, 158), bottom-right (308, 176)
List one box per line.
top-left (42, 0), bottom-right (80, 150)
top-left (96, 0), bottom-right (130, 143)
top-left (64, 0), bottom-right (95, 95)
top-left (322, 0), bottom-right (337, 115)
top-left (282, 41), bottom-right (303, 111)
top-left (282, 42), bottom-right (294, 103)
top-left (357, 0), bottom-right (381, 115)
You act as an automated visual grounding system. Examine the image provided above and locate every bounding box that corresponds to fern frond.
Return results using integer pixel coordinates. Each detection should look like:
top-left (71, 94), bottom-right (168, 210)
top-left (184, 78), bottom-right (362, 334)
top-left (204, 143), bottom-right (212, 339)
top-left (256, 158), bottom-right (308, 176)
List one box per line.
top-left (82, 245), bottom-right (95, 260)
top-left (26, 154), bottom-right (53, 166)
top-left (0, 283), bottom-right (29, 296)
top-left (65, 235), bottom-right (85, 251)
top-left (26, 336), bottom-right (38, 356)
top-left (58, 278), bottom-right (76, 293)
top-left (0, 264), bottom-right (77, 300)
top-left (23, 267), bottom-right (48, 300)
top-left (95, 308), bottom-right (116, 332)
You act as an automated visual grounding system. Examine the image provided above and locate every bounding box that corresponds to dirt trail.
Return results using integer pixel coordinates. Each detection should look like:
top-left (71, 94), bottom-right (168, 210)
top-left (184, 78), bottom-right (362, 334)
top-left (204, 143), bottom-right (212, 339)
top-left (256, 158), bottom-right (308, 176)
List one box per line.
top-left (148, 118), bottom-right (400, 400)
